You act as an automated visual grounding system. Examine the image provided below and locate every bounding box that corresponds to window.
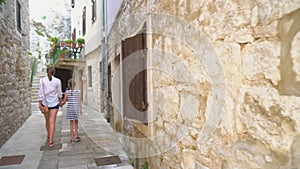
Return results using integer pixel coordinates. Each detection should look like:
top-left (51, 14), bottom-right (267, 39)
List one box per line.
top-left (88, 66), bottom-right (92, 87)
top-left (16, 0), bottom-right (21, 32)
top-left (71, 0), bottom-right (75, 8)
top-left (72, 28), bottom-right (76, 42)
top-left (91, 0), bottom-right (96, 22)
top-left (82, 7), bottom-right (86, 36)
top-left (108, 64), bottom-right (111, 101)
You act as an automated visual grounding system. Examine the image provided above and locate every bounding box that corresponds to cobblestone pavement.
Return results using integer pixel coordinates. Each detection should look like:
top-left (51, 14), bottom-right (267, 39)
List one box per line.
top-left (0, 104), bottom-right (133, 169)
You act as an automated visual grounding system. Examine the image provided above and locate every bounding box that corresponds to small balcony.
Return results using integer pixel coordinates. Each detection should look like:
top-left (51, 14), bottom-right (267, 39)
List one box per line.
top-left (47, 39), bottom-right (85, 70)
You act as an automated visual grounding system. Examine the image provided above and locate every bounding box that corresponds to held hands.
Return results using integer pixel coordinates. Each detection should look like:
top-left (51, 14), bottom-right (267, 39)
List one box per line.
top-left (59, 101), bottom-right (65, 107)
top-left (38, 104), bottom-right (43, 112)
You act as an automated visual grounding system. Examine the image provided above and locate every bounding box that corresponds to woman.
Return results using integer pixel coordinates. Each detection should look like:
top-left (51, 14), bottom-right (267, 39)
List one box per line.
top-left (38, 65), bottom-right (63, 146)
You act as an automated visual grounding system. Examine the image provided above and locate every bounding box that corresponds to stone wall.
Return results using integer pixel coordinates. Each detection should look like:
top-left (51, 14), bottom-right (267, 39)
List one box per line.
top-left (84, 49), bottom-right (102, 112)
top-left (108, 0), bottom-right (300, 168)
top-left (0, 0), bottom-right (31, 147)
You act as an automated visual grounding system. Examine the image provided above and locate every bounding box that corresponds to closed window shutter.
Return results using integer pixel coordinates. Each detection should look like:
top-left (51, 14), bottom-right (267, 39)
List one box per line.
top-left (121, 33), bottom-right (148, 124)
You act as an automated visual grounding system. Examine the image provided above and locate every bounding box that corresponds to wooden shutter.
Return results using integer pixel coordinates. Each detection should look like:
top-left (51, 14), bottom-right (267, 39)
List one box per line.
top-left (121, 33), bottom-right (148, 123)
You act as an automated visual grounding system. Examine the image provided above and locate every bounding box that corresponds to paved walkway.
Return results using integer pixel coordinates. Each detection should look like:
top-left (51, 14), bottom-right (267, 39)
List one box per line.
top-left (0, 104), bottom-right (133, 169)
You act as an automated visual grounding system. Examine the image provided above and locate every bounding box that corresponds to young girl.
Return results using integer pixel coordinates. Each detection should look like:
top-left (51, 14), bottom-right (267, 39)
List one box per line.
top-left (63, 79), bottom-right (82, 142)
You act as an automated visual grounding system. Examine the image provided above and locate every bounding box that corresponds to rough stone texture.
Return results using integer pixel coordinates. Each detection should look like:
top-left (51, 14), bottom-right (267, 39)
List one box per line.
top-left (0, 0), bottom-right (31, 147)
top-left (107, 0), bottom-right (300, 168)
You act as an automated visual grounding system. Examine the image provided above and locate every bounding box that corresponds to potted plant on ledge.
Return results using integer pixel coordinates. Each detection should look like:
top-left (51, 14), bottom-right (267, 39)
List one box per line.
top-left (76, 38), bottom-right (85, 48)
top-left (65, 39), bottom-right (73, 47)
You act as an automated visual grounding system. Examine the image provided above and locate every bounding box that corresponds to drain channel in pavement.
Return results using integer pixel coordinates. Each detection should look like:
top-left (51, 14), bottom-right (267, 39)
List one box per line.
top-left (94, 155), bottom-right (122, 166)
top-left (0, 155), bottom-right (25, 166)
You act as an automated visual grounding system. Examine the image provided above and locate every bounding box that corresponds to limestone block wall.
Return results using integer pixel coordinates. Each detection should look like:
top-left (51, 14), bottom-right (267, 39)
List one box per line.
top-left (108, 0), bottom-right (300, 168)
top-left (0, 0), bottom-right (31, 147)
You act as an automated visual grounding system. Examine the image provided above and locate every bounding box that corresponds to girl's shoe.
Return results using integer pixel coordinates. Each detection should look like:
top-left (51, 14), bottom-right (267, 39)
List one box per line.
top-left (48, 142), bottom-right (54, 147)
top-left (74, 136), bottom-right (81, 142)
top-left (47, 136), bottom-right (50, 141)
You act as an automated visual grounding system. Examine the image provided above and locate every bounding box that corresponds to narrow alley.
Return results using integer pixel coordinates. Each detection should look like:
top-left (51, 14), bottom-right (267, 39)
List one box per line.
top-left (1, 0), bottom-right (300, 169)
top-left (0, 104), bottom-right (133, 169)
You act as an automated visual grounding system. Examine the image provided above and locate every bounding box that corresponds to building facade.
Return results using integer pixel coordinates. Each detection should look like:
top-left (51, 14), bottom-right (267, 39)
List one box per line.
top-left (70, 0), bottom-right (102, 111)
top-left (0, 0), bottom-right (31, 147)
top-left (107, 0), bottom-right (300, 169)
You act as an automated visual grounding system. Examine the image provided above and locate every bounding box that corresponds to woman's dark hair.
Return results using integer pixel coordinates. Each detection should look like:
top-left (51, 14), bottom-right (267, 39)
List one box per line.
top-left (47, 65), bottom-right (55, 81)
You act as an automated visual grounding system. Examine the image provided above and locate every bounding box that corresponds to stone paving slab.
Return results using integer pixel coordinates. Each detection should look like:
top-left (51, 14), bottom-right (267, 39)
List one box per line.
top-left (0, 105), bottom-right (133, 169)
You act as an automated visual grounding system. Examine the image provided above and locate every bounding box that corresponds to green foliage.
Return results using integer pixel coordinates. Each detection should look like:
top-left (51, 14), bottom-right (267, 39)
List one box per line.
top-left (129, 160), bottom-right (134, 166)
top-left (28, 52), bottom-right (32, 56)
top-left (35, 48), bottom-right (42, 59)
top-left (141, 162), bottom-right (148, 169)
top-left (50, 37), bottom-right (59, 43)
top-left (65, 39), bottom-right (73, 43)
top-left (32, 20), bottom-right (52, 39)
top-left (35, 29), bottom-right (45, 37)
top-left (0, 0), bottom-right (5, 5)
top-left (76, 38), bottom-right (85, 44)
top-left (59, 50), bottom-right (67, 55)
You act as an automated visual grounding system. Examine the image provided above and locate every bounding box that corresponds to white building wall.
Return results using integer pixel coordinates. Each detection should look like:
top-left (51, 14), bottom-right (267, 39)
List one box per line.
top-left (71, 0), bottom-right (103, 111)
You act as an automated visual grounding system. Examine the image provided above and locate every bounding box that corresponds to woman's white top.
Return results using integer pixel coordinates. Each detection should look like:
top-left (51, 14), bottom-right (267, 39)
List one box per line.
top-left (38, 76), bottom-right (63, 107)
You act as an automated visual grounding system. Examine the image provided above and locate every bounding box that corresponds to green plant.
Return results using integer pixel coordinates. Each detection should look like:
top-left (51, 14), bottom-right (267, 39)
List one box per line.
top-left (35, 29), bottom-right (45, 37)
top-left (59, 50), bottom-right (68, 55)
top-left (50, 37), bottom-right (59, 43)
top-left (129, 159), bottom-right (134, 166)
top-left (141, 162), bottom-right (148, 169)
top-left (65, 39), bottom-right (73, 43)
top-left (0, 0), bottom-right (5, 5)
top-left (35, 48), bottom-right (42, 59)
top-left (76, 37), bottom-right (85, 44)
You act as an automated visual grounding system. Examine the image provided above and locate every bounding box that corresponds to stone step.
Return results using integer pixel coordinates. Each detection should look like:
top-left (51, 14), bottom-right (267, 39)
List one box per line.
top-left (31, 90), bottom-right (39, 93)
top-left (31, 72), bottom-right (46, 103)
top-left (31, 93), bottom-right (38, 97)
top-left (32, 79), bottom-right (40, 83)
top-left (31, 84), bottom-right (39, 89)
